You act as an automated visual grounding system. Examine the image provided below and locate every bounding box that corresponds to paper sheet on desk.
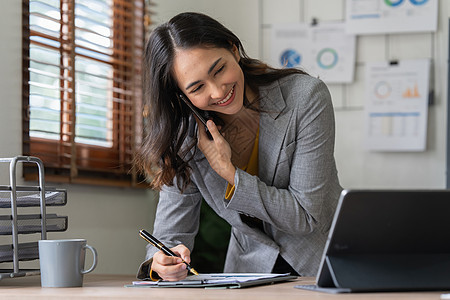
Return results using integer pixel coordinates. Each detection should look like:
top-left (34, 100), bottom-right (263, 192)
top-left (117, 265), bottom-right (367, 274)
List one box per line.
top-left (126, 273), bottom-right (297, 289)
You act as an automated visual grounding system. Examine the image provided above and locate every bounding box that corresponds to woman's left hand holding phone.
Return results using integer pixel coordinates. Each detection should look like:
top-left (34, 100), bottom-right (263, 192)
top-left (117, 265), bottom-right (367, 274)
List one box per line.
top-left (197, 119), bottom-right (236, 185)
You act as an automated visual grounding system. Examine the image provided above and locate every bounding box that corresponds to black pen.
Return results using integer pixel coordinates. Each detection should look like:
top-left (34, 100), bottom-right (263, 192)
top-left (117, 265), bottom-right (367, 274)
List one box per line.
top-left (139, 229), bottom-right (199, 276)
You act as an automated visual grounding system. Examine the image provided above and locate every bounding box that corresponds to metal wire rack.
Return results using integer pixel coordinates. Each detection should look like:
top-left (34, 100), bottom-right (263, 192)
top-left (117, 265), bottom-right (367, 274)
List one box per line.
top-left (0, 156), bottom-right (67, 279)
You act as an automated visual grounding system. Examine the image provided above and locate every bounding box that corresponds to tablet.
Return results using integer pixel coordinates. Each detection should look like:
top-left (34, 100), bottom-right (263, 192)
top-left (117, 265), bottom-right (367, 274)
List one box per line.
top-left (296, 189), bottom-right (450, 293)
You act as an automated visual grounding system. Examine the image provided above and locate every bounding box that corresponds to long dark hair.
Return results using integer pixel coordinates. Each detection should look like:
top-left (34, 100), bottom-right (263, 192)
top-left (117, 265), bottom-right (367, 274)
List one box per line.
top-left (135, 12), bottom-right (306, 191)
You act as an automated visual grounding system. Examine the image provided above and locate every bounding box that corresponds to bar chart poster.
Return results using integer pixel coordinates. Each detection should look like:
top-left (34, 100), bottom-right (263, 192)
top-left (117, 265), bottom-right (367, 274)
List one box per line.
top-left (364, 59), bottom-right (430, 151)
top-left (271, 23), bottom-right (356, 83)
top-left (346, 0), bottom-right (438, 35)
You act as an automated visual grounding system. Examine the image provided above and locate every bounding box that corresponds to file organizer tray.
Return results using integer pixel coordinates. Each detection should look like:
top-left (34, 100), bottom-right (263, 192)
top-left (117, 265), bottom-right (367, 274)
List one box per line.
top-left (0, 156), bottom-right (68, 279)
top-left (0, 189), bottom-right (66, 208)
top-left (0, 214), bottom-right (67, 235)
top-left (0, 242), bottom-right (39, 263)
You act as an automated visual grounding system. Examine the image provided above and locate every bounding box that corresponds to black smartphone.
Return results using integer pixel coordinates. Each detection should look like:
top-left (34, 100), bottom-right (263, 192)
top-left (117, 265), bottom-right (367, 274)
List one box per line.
top-left (179, 93), bottom-right (213, 139)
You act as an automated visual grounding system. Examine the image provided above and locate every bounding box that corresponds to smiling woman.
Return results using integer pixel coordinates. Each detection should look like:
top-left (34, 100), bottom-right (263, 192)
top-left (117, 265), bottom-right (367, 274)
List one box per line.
top-left (173, 46), bottom-right (245, 116)
top-left (135, 12), bottom-right (342, 282)
top-left (22, 0), bottom-right (147, 187)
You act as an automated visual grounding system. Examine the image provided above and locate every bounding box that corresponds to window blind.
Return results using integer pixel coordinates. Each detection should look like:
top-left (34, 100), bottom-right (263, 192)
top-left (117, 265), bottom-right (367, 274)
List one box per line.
top-left (22, 0), bottom-right (146, 187)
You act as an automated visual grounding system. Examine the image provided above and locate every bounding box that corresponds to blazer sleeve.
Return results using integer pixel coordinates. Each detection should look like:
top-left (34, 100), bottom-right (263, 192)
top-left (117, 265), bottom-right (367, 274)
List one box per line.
top-left (137, 181), bottom-right (202, 278)
top-left (224, 78), bottom-right (341, 235)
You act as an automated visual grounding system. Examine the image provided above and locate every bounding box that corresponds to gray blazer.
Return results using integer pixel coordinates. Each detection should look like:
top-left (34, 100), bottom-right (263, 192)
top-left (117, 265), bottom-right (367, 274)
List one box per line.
top-left (138, 74), bottom-right (342, 278)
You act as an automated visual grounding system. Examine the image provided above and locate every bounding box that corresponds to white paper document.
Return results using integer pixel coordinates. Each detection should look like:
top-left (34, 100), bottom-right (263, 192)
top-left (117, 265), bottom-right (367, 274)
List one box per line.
top-left (364, 59), bottom-right (430, 151)
top-left (346, 0), bottom-right (438, 35)
top-left (127, 273), bottom-right (297, 289)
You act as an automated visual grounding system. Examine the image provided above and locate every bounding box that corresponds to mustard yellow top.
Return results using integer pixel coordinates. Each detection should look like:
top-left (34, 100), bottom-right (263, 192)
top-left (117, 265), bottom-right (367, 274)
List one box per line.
top-left (225, 128), bottom-right (259, 200)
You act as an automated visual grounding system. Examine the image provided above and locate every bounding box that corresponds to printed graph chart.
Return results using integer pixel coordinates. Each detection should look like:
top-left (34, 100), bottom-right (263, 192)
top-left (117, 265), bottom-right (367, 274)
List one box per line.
top-left (346, 0), bottom-right (437, 34)
top-left (365, 59), bottom-right (430, 151)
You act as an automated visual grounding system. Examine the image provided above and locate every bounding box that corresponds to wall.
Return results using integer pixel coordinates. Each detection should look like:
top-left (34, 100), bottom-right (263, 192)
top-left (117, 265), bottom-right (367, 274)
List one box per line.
top-left (0, 0), bottom-right (158, 275)
top-left (149, 0), bottom-right (260, 58)
top-left (153, 0), bottom-right (448, 189)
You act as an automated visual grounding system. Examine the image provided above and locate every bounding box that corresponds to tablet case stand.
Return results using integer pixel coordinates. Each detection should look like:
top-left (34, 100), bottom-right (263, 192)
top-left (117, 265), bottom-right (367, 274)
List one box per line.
top-left (321, 254), bottom-right (450, 292)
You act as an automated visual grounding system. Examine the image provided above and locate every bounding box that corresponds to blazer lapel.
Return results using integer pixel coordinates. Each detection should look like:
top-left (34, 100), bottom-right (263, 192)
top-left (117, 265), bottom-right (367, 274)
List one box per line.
top-left (258, 81), bottom-right (293, 186)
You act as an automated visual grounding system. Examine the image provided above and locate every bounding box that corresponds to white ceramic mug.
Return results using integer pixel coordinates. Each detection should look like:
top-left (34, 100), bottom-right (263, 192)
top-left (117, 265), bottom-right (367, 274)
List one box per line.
top-left (38, 239), bottom-right (98, 287)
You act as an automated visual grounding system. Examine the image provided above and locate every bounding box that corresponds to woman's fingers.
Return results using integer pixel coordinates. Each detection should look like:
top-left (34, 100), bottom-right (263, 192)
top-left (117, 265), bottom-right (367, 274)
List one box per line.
top-left (171, 244), bottom-right (192, 264)
top-left (206, 120), bottom-right (221, 140)
top-left (196, 120), bottom-right (235, 184)
top-left (151, 247), bottom-right (190, 281)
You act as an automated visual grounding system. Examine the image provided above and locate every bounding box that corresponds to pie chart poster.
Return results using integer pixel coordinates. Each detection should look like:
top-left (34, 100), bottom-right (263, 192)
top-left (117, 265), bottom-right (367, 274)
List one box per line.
top-left (271, 23), bottom-right (356, 84)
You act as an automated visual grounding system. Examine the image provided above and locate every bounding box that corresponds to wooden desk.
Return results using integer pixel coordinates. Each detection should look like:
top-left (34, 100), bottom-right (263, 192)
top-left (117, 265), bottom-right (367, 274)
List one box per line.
top-left (0, 274), bottom-right (445, 299)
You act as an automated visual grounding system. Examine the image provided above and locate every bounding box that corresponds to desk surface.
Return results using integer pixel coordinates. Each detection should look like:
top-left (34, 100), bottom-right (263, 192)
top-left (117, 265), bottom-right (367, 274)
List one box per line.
top-left (0, 274), bottom-right (445, 299)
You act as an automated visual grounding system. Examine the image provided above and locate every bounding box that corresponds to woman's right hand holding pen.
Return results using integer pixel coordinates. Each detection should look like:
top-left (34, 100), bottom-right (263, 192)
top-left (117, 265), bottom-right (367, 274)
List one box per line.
top-left (151, 244), bottom-right (191, 281)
